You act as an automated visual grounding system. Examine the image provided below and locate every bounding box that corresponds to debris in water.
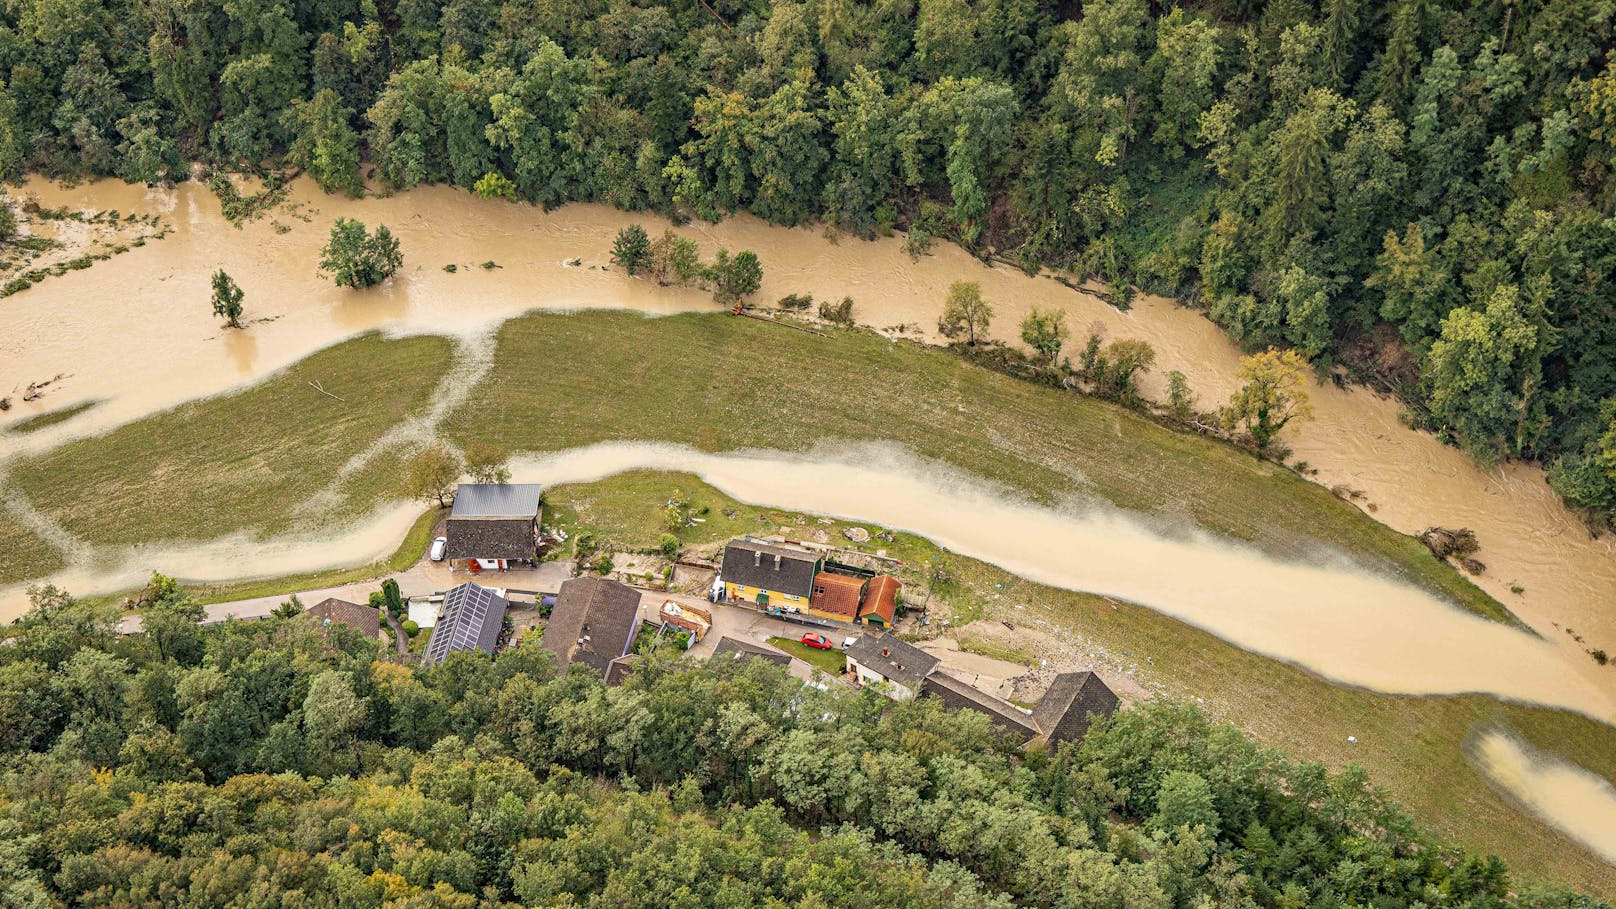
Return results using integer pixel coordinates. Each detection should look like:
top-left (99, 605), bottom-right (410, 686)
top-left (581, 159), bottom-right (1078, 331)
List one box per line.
top-left (1419, 526), bottom-right (1480, 560)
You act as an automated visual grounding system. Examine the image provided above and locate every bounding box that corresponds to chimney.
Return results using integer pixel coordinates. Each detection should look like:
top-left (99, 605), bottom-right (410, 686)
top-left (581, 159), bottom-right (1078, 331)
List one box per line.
top-left (754, 550), bottom-right (762, 567)
top-left (773, 554), bottom-right (781, 570)
top-left (881, 647), bottom-right (890, 657)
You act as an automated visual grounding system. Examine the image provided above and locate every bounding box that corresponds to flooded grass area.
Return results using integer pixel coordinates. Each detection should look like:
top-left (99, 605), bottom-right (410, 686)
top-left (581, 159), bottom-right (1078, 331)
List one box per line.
top-left (447, 310), bottom-right (1509, 623)
top-left (0, 513), bottom-right (63, 585)
top-left (3, 399), bottom-right (100, 434)
top-left (9, 333), bottom-right (451, 546)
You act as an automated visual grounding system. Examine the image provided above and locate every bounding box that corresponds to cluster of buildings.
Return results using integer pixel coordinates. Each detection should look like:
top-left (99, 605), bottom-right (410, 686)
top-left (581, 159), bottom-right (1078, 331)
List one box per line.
top-left (303, 484), bottom-right (1119, 748)
top-left (719, 538), bottom-right (902, 628)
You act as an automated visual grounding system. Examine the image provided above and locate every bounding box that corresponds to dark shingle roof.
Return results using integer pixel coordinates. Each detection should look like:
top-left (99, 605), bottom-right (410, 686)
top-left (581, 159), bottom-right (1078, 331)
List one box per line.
top-left (720, 540), bottom-right (820, 598)
top-left (443, 518), bottom-right (537, 560)
top-left (543, 577), bottom-right (643, 677)
top-left (423, 583), bottom-right (508, 664)
top-left (844, 634), bottom-right (939, 691)
top-left (711, 636), bottom-right (792, 667)
top-left (922, 671), bottom-right (1040, 740)
top-left (1032, 671), bottom-right (1120, 745)
top-left (451, 483), bottom-right (543, 518)
top-left (305, 597), bottom-right (380, 638)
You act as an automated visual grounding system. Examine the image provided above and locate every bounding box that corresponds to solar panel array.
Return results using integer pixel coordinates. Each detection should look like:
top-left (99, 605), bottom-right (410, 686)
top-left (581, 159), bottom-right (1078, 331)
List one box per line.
top-left (423, 582), bottom-right (507, 664)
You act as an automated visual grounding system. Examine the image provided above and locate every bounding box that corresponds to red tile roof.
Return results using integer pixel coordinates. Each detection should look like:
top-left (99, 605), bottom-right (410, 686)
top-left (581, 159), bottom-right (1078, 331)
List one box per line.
top-left (860, 575), bottom-right (901, 625)
top-left (810, 571), bottom-right (866, 619)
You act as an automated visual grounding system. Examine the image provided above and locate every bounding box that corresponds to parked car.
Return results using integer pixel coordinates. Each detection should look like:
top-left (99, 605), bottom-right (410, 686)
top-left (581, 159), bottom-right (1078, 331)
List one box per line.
top-left (429, 536), bottom-right (447, 561)
top-left (801, 632), bottom-right (833, 650)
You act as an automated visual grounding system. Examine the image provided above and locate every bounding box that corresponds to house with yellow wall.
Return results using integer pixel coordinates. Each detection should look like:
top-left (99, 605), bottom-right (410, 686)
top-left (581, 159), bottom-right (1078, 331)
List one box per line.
top-left (719, 540), bottom-right (822, 612)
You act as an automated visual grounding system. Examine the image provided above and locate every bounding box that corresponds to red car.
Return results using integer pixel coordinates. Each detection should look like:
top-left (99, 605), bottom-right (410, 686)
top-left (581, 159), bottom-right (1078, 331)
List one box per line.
top-left (801, 633), bottom-right (833, 650)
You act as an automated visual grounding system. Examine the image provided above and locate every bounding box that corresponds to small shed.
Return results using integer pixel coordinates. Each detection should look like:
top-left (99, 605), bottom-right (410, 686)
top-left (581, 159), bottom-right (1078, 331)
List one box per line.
top-left (858, 575), bottom-right (901, 628)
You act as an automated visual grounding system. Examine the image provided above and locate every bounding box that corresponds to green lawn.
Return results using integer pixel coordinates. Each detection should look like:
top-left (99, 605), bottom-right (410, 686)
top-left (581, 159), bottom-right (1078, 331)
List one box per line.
top-left (8, 333), bottom-right (451, 546)
top-left (768, 635), bottom-right (847, 675)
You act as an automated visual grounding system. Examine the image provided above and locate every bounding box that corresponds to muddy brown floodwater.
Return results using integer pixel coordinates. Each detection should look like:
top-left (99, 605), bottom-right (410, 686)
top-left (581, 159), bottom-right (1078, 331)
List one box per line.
top-left (1472, 730), bottom-right (1616, 864)
top-left (2, 176), bottom-right (1615, 700)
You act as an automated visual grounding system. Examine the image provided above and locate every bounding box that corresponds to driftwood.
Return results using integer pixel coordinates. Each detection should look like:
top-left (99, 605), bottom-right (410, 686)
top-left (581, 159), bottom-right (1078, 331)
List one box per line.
top-left (1419, 526), bottom-right (1480, 560)
top-left (309, 380), bottom-right (345, 402)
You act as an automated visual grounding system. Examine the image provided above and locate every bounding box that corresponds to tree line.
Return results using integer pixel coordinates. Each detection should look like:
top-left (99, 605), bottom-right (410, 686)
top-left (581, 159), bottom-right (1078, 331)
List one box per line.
top-left (0, 582), bottom-right (1607, 908)
top-left (3, 0), bottom-right (1614, 522)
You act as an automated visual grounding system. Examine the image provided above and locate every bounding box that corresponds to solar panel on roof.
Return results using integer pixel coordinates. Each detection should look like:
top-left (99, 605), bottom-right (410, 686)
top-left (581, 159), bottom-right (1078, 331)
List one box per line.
top-left (423, 583), bottom-right (509, 664)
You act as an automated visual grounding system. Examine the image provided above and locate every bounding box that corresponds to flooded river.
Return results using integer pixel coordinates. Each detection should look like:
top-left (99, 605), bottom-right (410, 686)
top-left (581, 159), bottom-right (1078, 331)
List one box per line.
top-left (2, 176), bottom-right (1615, 690)
top-left (1472, 730), bottom-right (1616, 864)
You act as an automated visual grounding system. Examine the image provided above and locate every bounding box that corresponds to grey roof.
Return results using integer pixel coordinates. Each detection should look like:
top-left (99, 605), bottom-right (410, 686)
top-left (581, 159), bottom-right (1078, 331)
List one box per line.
top-left (542, 577), bottom-right (643, 678)
top-left (444, 518), bottom-right (538, 561)
top-left (604, 656), bottom-right (635, 686)
top-left (711, 636), bottom-right (791, 667)
top-left (423, 583), bottom-right (508, 664)
top-left (451, 483), bottom-right (543, 519)
top-left (1033, 671), bottom-right (1120, 745)
top-left (720, 540), bottom-right (820, 598)
top-left (844, 634), bottom-right (940, 691)
top-left (922, 671), bottom-right (1039, 740)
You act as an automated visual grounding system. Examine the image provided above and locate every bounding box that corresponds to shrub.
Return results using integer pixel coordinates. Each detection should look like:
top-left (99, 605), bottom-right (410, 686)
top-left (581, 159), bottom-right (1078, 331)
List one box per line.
top-left (401, 620), bottom-right (420, 638)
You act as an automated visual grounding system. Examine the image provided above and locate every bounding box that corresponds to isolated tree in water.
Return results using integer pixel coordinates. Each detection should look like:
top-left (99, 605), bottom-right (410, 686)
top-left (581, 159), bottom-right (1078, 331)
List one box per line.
top-left (210, 269), bottom-right (244, 327)
top-left (939, 281), bottom-right (992, 345)
top-left (1222, 348), bottom-right (1314, 452)
top-left (320, 218), bottom-right (403, 288)
top-left (1020, 307), bottom-right (1069, 364)
top-left (709, 248), bottom-right (763, 305)
top-left (611, 224), bottom-right (651, 275)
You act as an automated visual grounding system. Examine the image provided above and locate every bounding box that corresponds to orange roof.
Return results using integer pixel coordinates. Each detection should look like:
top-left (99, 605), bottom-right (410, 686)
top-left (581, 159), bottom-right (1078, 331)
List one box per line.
top-left (810, 571), bottom-right (866, 619)
top-left (860, 575), bottom-right (901, 624)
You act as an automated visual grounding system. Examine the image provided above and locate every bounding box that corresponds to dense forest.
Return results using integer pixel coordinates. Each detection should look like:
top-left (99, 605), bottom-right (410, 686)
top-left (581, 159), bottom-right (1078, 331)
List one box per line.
top-left (0, 582), bottom-right (1609, 907)
top-left (1, 0), bottom-right (1615, 519)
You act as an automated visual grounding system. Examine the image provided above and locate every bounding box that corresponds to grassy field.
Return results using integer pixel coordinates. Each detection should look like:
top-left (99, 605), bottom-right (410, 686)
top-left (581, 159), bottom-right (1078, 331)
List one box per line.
top-left (8, 333), bottom-right (450, 546)
top-left (5, 311), bottom-right (1612, 889)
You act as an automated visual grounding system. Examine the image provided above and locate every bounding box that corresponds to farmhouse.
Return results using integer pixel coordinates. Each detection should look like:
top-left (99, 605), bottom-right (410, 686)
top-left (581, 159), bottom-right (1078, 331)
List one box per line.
top-left (720, 539), bottom-right (821, 611)
top-left (422, 582), bottom-right (509, 665)
top-left (844, 633), bottom-right (940, 701)
top-left (542, 577), bottom-right (643, 678)
top-left (443, 483), bottom-right (543, 571)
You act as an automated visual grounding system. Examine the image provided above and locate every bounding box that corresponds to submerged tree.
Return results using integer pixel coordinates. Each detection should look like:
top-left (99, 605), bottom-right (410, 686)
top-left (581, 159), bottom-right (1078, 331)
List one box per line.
top-left (1020, 307), bottom-right (1070, 364)
top-left (1223, 348), bottom-right (1315, 451)
top-left (611, 224), bottom-right (651, 275)
top-left (210, 270), bottom-right (244, 328)
top-left (939, 281), bottom-right (993, 345)
top-left (319, 218), bottom-right (403, 288)
top-left (710, 248), bottom-right (763, 306)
